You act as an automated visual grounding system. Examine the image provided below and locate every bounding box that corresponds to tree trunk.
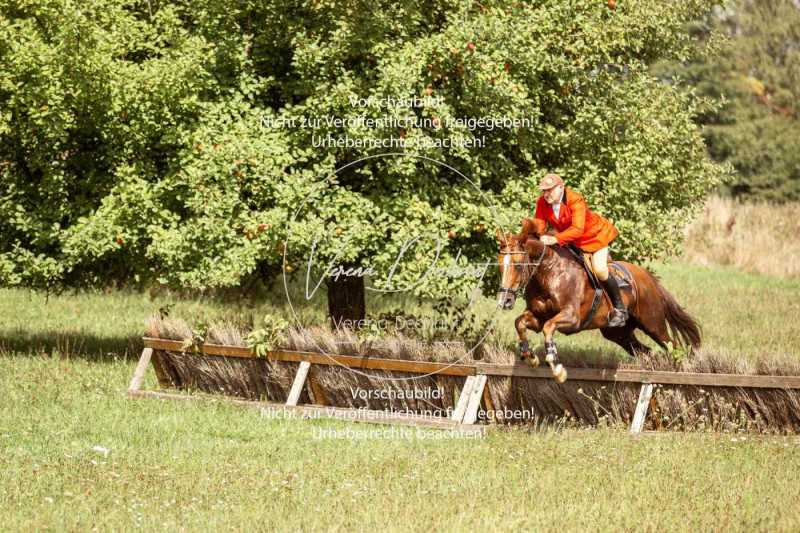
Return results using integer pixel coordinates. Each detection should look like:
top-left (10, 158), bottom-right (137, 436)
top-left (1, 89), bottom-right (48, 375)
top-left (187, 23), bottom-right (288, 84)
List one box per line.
top-left (326, 270), bottom-right (366, 329)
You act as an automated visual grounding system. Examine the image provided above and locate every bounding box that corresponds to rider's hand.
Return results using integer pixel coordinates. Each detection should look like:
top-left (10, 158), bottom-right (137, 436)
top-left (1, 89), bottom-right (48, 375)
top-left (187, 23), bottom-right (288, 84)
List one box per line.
top-left (540, 235), bottom-right (558, 246)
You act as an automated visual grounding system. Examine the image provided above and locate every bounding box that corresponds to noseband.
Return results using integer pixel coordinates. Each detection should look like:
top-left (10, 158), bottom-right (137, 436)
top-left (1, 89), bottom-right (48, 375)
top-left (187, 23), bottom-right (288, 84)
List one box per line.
top-left (498, 244), bottom-right (547, 297)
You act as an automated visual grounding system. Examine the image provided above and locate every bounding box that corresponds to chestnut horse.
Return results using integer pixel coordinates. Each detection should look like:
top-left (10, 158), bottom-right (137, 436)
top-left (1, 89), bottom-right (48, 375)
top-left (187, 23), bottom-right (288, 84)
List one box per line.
top-left (496, 224), bottom-right (701, 383)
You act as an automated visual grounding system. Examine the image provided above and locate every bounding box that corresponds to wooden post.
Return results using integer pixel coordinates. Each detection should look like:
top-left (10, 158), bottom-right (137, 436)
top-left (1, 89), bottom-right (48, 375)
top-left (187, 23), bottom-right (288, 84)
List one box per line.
top-left (462, 375), bottom-right (488, 425)
top-left (150, 350), bottom-right (172, 388)
top-left (128, 348), bottom-right (153, 393)
top-left (452, 376), bottom-right (477, 423)
top-left (630, 383), bottom-right (654, 434)
top-left (286, 361), bottom-right (311, 406)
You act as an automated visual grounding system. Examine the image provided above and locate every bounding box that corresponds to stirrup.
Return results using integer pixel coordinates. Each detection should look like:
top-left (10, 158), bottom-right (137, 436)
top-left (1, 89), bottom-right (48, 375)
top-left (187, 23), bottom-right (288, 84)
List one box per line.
top-left (608, 308), bottom-right (628, 327)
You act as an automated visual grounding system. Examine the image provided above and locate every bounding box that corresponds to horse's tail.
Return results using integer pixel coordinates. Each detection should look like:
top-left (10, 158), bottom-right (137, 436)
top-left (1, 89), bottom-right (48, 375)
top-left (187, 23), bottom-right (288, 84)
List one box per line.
top-left (649, 271), bottom-right (702, 349)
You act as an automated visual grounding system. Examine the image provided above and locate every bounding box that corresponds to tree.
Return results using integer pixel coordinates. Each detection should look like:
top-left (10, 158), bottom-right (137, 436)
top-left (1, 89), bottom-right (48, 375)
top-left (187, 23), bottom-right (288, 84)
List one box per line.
top-left (0, 0), bottom-right (727, 324)
top-left (653, 0), bottom-right (800, 202)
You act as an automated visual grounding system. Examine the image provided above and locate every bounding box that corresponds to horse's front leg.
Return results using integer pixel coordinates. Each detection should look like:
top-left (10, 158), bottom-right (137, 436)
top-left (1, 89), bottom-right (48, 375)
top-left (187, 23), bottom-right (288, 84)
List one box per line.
top-left (515, 311), bottom-right (541, 368)
top-left (541, 308), bottom-right (580, 383)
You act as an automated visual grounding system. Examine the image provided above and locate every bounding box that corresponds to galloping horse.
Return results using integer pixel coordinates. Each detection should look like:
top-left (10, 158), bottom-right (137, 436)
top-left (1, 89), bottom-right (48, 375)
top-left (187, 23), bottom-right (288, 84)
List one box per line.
top-left (496, 221), bottom-right (701, 383)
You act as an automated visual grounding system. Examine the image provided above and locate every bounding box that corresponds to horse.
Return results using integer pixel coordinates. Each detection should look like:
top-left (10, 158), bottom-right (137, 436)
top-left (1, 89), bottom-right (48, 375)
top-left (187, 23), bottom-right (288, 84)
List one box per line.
top-left (495, 222), bottom-right (701, 383)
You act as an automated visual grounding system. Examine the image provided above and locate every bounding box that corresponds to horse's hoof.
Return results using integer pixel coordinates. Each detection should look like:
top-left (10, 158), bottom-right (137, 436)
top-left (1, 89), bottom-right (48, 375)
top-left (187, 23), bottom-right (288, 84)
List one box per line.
top-left (553, 364), bottom-right (568, 383)
top-left (525, 355), bottom-right (540, 368)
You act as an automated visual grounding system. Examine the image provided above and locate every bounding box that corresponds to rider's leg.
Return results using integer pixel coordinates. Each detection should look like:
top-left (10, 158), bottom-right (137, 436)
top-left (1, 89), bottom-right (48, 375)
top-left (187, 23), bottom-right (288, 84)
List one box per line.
top-left (592, 247), bottom-right (628, 327)
top-left (591, 246), bottom-right (610, 282)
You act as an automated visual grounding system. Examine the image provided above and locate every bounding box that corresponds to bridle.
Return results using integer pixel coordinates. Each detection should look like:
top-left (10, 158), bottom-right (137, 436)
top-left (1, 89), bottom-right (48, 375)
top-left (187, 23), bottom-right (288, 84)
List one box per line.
top-left (497, 243), bottom-right (547, 298)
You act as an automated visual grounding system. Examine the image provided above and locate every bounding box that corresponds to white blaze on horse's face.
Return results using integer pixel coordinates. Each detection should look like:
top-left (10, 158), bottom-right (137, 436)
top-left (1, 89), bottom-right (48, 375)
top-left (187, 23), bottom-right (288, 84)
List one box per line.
top-left (496, 251), bottom-right (521, 310)
top-left (497, 254), bottom-right (511, 307)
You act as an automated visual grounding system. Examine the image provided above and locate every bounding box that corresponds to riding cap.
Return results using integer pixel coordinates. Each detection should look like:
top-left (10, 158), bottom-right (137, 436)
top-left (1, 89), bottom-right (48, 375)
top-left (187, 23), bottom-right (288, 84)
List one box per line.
top-left (538, 173), bottom-right (564, 191)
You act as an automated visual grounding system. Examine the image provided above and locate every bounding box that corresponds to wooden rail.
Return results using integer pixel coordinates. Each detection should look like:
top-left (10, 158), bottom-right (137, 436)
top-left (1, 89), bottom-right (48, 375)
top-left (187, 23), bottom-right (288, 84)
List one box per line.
top-left (474, 362), bottom-right (800, 389)
top-left (134, 337), bottom-right (800, 434)
top-left (142, 337), bottom-right (475, 377)
top-left (142, 337), bottom-right (800, 390)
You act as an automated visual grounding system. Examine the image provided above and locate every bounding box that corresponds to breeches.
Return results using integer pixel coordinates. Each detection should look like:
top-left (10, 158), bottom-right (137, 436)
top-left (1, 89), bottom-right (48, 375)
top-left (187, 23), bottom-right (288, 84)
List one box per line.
top-left (590, 246), bottom-right (610, 281)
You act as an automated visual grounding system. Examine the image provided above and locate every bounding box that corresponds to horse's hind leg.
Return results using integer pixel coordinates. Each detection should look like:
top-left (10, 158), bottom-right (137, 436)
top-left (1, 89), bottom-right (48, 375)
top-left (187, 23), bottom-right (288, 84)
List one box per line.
top-left (634, 312), bottom-right (671, 351)
top-left (600, 323), bottom-right (651, 357)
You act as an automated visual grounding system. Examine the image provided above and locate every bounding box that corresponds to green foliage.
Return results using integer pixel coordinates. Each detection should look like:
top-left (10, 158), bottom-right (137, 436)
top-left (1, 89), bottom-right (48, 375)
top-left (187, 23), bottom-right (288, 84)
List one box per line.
top-left (181, 321), bottom-right (209, 353)
top-left (665, 340), bottom-right (692, 365)
top-left (246, 313), bottom-right (289, 357)
top-left (355, 319), bottom-right (386, 344)
top-left (653, 0), bottom-right (800, 202)
top-left (0, 0), bottom-right (726, 295)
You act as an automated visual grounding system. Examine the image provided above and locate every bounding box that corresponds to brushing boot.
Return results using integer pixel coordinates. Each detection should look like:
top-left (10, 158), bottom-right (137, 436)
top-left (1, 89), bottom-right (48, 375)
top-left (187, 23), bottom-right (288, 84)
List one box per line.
top-left (602, 275), bottom-right (628, 327)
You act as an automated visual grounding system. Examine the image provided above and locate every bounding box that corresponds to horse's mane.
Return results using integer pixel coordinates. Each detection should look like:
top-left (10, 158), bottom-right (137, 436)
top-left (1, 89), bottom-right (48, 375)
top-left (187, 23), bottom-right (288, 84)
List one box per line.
top-left (551, 245), bottom-right (582, 265)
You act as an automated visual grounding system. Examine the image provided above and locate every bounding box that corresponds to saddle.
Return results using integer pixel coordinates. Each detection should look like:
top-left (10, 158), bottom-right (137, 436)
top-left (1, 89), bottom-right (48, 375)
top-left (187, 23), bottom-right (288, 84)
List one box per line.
top-left (564, 244), bottom-right (634, 328)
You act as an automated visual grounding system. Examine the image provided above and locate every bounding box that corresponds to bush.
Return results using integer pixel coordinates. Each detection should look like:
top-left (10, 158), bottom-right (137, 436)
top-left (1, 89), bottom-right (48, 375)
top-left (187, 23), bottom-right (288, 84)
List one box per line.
top-left (1, 0), bottom-right (727, 301)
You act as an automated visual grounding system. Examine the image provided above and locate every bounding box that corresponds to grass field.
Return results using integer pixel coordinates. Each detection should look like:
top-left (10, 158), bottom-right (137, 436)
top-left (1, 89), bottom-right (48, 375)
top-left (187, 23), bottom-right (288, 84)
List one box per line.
top-left (2, 356), bottom-right (800, 531)
top-left (2, 261), bottom-right (800, 530)
top-left (2, 260), bottom-right (798, 362)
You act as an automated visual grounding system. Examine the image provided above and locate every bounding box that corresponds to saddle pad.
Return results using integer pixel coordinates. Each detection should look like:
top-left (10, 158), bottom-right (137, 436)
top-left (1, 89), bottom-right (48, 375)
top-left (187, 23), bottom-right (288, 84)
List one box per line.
top-left (567, 243), bottom-right (633, 291)
top-left (610, 262), bottom-right (633, 289)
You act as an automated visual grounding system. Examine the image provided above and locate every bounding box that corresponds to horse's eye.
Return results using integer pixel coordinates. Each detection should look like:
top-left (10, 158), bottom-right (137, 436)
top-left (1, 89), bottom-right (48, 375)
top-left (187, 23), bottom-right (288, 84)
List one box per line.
top-left (514, 264), bottom-right (523, 271)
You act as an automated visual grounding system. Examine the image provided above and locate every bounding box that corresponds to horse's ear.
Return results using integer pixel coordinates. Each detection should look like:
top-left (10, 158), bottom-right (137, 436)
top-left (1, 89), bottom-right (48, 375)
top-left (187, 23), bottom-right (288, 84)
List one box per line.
top-left (519, 218), bottom-right (533, 236)
top-left (495, 228), bottom-right (507, 245)
top-left (520, 217), bottom-right (541, 239)
top-left (524, 237), bottom-right (541, 256)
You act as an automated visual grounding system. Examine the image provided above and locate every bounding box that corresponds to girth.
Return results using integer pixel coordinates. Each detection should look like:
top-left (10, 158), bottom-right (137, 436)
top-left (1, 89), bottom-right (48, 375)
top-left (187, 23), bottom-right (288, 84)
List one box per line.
top-left (565, 243), bottom-right (604, 330)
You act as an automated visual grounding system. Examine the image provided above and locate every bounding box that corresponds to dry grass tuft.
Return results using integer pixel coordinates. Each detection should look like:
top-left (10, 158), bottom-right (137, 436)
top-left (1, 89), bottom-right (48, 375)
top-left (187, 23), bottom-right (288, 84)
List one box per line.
top-left (145, 314), bottom-right (192, 341)
top-left (205, 321), bottom-right (245, 346)
top-left (682, 196), bottom-right (800, 278)
top-left (144, 317), bottom-right (800, 376)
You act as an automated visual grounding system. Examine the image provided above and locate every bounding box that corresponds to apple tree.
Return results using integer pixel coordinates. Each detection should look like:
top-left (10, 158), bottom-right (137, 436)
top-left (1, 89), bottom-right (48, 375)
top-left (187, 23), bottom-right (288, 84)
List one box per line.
top-left (0, 0), bottom-right (728, 325)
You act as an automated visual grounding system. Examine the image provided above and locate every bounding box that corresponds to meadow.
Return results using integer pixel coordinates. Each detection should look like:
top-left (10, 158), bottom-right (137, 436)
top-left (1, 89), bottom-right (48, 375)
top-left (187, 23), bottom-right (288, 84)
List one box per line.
top-left (2, 200), bottom-right (800, 530)
top-left (682, 196), bottom-right (800, 280)
top-left (2, 260), bottom-right (798, 365)
top-left (2, 353), bottom-right (800, 531)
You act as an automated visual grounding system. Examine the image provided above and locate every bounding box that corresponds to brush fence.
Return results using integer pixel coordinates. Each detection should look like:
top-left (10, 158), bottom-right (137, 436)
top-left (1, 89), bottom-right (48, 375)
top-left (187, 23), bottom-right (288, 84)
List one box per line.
top-left (129, 338), bottom-right (800, 434)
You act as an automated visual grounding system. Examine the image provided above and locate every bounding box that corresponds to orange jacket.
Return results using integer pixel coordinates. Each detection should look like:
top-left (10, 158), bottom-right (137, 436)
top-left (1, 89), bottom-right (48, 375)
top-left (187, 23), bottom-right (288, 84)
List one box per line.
top-left (533, 187), bottom-right (618, 252)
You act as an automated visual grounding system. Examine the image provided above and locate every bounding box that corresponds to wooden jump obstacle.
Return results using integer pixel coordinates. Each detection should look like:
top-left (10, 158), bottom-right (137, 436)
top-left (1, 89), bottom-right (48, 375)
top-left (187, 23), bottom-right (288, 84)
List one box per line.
top-left (129, 337), bottom-right (800, 435)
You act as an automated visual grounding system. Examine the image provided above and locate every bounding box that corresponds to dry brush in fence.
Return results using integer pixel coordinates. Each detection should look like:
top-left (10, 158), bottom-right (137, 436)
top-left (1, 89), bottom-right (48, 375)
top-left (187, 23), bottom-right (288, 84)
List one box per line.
top-left (143, 315), bottom-right (800, 433)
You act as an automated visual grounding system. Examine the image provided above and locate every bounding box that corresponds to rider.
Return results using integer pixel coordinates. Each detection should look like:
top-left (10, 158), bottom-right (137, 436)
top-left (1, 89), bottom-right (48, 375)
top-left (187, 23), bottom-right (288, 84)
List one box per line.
top-left (531, 173), bottom-right (628, 327)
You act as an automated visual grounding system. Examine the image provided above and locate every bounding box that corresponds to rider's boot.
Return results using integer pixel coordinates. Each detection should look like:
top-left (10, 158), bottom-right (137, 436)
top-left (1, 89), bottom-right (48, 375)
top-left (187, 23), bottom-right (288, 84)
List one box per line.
top-left (602, 275), bottom-right (628, 327)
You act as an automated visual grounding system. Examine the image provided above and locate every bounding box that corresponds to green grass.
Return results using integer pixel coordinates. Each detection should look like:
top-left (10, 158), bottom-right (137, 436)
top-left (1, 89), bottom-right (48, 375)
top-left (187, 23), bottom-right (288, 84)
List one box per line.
top-left (2, 261), bottom-right (798, 362)
top-left (2, 355), bottom-right (800, 531)
top-left (654, 261), bottom-right (800, 358)
top-left (2, 262), bottom-right (800, 530)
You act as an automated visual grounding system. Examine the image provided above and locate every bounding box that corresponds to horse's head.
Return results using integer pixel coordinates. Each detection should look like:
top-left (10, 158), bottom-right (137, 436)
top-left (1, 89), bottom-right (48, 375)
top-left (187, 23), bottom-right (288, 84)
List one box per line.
top-left (495, 222), bottom-right (548, 310)
top-left (494, 230), bottom-right (529, 310)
